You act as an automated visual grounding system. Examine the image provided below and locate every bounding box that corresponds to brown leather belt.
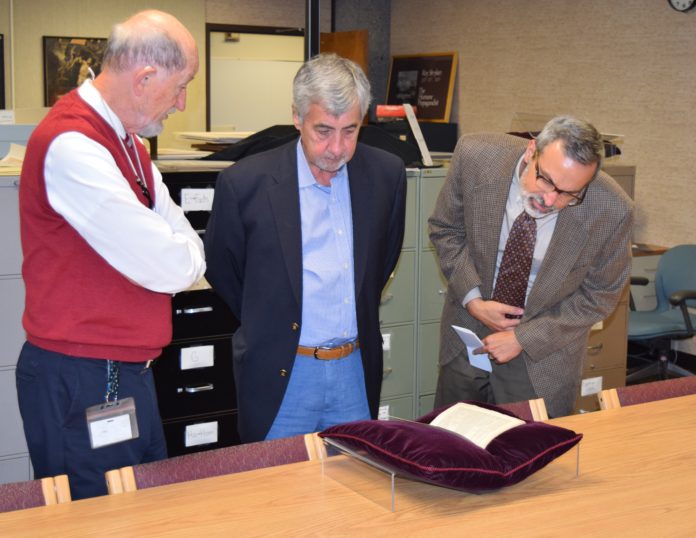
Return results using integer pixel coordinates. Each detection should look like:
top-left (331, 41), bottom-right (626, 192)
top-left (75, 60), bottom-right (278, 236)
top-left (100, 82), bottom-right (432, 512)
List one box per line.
top-left (296, 340), bottom-right (359, 360)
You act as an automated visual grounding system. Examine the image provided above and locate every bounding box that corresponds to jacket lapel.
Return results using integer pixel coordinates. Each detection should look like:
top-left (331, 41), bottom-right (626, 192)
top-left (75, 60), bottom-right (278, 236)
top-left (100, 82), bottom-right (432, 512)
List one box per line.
top-left (267, 143), bottom-right (303, 307)
top-left (525, 207), bottom-right (589, 317)
top-left (473, 149), bottom-right (524, 297)
top-left (347, 146), bottom-right (372, 297)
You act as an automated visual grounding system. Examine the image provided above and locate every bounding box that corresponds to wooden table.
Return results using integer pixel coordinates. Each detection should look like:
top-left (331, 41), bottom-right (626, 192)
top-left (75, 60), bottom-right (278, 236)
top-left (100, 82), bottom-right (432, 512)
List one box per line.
top-left (2, 395), bottom-right (696, 537)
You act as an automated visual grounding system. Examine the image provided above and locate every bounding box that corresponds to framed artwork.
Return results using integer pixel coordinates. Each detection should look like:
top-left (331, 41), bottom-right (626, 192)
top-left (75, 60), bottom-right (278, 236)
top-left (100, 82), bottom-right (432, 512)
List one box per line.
top-left (0, 34), bottom-right (5, 109)
top-left (43, 36), bottom-right (107, 106)
top-left (386, 52), bottom-right (457, 123)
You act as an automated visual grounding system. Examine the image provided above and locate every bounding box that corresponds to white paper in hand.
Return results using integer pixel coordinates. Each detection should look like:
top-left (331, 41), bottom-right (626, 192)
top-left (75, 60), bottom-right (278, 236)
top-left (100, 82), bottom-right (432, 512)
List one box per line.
top-left (451, 325), bottom-right (492, 372)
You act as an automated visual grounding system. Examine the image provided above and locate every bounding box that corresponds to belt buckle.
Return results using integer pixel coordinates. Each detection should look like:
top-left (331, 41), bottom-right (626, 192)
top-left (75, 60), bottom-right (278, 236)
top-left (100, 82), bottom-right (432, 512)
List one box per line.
top-left (314, 345), bottom-right (335, 359)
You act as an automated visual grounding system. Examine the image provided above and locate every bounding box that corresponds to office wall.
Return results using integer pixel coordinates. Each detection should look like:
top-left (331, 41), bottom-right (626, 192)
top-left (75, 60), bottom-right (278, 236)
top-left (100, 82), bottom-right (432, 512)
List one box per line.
top-left (206, 0), bottom-right (332, 31)
top-left (0, 0), bottom-right (12, 109)
top-left (7, 0), bottom-right (206, 148)
top-left (391, 0), bottom-right (696, 248)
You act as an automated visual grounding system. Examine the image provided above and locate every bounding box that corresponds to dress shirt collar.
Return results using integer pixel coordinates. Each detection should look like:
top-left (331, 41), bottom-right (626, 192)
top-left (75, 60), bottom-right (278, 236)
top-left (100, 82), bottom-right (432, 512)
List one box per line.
top-left (295, 139), bottom-right (348, 189)
top-left (77, 79), bottom-right (127, 140)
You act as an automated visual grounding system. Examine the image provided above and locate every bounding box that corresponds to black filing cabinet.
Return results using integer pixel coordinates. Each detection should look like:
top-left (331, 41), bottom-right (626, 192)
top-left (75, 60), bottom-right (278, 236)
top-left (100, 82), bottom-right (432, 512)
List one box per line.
top-left (154, 170), bottom-right (240, 456)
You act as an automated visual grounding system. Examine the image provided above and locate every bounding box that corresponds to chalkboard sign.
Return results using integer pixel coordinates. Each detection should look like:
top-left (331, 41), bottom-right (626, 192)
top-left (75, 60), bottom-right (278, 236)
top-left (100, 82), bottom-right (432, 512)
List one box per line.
top-left (386, 52), bottom-right (457, 123)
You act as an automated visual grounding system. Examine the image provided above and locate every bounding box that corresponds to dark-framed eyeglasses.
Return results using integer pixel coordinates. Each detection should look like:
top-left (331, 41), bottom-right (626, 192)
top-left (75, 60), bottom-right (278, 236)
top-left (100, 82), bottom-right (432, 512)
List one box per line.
top-left (534, 158), bottom-right (589, 206)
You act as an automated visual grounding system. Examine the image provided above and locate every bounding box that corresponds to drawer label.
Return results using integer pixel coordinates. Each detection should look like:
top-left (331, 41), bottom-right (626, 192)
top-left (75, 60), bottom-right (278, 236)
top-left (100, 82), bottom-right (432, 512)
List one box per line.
top-left (581, 376), bottom-right (603, 397)
top-left (185, 421), bottom-right (218, 447)
top-left (378, 405), bottom-right (390, 420)
top-left (382, 333), bottom-right (391, 352)
top-left (180, 345), bottom-right (215, 370)
top-left (181, 188), bottom-right (215, 212)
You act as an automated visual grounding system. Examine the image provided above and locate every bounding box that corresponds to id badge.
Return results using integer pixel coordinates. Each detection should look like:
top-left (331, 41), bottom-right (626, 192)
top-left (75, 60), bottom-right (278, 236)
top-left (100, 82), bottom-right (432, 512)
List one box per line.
top-left (85, 397), bottom-right (140, 449)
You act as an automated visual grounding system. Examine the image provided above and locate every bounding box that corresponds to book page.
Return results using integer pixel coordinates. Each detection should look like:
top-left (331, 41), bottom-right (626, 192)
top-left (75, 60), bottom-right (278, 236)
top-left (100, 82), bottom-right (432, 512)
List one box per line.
top-left (429, 402), bottom-right (524, 449)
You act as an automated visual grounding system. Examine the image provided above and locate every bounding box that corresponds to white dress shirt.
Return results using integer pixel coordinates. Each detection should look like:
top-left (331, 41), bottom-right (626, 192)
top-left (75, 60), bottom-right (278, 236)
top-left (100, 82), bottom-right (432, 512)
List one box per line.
top-left (44, 79), bottom-right (205, 294)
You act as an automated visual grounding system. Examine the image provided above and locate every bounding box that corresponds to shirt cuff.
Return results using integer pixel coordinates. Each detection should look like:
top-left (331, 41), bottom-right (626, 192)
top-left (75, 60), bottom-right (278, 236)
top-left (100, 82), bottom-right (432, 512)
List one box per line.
top-left (461, 287), bottom-right (482, 308)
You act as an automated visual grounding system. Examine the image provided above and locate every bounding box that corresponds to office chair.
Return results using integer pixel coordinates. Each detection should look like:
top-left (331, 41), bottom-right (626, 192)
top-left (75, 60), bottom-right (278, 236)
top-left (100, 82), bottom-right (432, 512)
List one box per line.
top-left (598, 376), bottom-right (696, 410)
top-left (0, 475), bottom-right (71, 513)
top-left (627, 244), bottom-right (696, 383)
top-left (106, 432), bottom-right (326, 494)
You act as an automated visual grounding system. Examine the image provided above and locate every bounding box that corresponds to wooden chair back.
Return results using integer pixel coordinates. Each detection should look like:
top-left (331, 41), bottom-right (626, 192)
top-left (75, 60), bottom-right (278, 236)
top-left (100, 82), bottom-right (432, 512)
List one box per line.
top-left (0, 474), bottom-right (71, 513)
top-left (599, 377), bottom-right (696, 410)
top-left (107, 432), bottom-right (326, 494)
top-left (497, 398), bottom-right (549, 421)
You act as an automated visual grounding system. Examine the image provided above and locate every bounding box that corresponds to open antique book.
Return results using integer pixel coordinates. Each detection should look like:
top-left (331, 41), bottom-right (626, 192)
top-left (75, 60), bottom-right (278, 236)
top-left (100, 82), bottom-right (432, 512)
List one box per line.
top-left (429, 403), bottom-right (525, 449)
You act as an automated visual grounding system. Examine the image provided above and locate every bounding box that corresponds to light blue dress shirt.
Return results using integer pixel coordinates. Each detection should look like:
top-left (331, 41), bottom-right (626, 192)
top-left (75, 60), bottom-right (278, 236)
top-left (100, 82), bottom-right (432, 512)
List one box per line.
top-left (296, 141), bottom-right (358, 346)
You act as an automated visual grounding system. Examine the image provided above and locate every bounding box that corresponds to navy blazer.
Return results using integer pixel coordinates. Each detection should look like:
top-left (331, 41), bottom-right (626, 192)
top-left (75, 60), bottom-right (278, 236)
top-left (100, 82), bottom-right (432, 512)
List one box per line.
top-left (205, 140), bottom-right (407, 442)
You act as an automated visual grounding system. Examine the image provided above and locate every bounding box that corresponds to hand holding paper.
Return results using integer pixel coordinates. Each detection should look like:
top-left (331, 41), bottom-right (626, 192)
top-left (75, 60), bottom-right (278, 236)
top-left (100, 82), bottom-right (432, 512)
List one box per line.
top-left (451, 325), bottom-right (492, 372)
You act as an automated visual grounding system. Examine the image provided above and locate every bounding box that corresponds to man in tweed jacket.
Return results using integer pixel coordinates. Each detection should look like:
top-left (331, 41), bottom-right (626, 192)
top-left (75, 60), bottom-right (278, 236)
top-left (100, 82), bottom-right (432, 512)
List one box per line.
top-left (428, 116), bottom-right (634, 417)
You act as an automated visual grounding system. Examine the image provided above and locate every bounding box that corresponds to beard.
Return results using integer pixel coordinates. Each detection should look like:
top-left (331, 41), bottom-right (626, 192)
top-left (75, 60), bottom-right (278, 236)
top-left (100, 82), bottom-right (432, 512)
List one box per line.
top-left (137, 107), bottom-right (176, 138)
top-left (137, 121), bottom-right (164, 138)
top-left (520, 185), bottom-right (560, 219)
top-left (313, 152), bottom-right (348, 174)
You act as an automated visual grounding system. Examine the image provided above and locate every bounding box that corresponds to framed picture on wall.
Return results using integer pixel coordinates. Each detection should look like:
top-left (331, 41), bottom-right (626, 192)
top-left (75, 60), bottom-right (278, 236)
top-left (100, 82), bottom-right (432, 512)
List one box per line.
top-left (386, 52), bottom-right (457, 123)
top-left (43, 36), bottom-right (107, 107)
top-left (0, 34), bottom-right (5, 109)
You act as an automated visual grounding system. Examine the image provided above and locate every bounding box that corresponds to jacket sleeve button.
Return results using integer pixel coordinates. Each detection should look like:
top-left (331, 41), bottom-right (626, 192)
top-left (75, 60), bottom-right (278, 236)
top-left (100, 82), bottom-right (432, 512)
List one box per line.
top-left (291, 322), bottom-right (300, 331)
top-left (280, 369), bottom-right (288, 377)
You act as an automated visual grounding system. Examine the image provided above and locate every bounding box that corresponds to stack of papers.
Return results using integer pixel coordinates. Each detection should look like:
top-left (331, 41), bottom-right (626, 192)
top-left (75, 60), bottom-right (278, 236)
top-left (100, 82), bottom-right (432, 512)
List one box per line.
top-left (176, 131), bottom-right (255, 144)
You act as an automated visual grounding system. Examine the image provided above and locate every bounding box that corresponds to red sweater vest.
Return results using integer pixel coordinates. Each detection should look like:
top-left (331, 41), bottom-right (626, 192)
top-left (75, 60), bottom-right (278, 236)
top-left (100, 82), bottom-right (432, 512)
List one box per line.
top-left (20, 90), bottom-right (171, 361)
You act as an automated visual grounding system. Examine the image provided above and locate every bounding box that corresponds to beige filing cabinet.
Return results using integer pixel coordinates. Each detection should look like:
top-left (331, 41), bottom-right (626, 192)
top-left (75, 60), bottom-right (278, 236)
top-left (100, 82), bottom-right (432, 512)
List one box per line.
top-left (378, 167), bottom-right (449, 420)
top-left (0, 175), bottom-right (32, 484)
top-left (574, 286), bottom-right (630, 413)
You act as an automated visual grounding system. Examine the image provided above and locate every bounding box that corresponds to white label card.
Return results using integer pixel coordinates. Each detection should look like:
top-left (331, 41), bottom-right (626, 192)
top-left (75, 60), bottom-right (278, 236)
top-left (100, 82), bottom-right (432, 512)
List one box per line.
top-left (181, 345), bottom-right (215, 370)
top-left (378, 405), bottom-right (390, 420)
top-left (185, 421), bottom-right (219, 447)
top-left (181, 188), bottom-right (215, 212)
top-left (581, 376), bottom-right (603, 397)
top-left (89, 414), bottom-right (133, 449)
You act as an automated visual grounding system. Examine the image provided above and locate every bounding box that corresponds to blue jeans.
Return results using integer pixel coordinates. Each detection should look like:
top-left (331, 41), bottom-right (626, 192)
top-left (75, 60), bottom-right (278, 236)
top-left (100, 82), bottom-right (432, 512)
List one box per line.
top-left (265, 349), bottom-right (370, 440)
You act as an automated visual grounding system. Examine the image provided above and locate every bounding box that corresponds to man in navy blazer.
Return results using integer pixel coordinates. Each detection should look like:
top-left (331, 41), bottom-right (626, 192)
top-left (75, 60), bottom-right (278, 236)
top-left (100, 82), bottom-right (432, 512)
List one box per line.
top-left (205, 54), bottom-right (407, 443)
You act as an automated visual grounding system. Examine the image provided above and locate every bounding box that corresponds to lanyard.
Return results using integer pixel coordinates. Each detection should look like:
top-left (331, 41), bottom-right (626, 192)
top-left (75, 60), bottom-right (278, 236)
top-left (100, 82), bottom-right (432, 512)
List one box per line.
top-left (117, 134), bottom-right (153, 209)
top-left (105, 360), bottom-right (120, 402)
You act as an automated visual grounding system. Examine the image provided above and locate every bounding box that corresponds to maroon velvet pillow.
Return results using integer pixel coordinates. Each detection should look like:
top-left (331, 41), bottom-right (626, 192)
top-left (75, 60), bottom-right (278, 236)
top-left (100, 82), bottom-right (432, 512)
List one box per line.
top-left (319, 401), bottom-right (582, 492)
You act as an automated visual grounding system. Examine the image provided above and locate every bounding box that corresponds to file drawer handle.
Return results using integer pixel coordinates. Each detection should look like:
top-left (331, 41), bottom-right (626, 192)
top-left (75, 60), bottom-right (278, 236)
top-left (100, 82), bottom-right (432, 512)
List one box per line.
top-left (383, 367), bottom-right (393, 378)
top-left (437, 289), bottom-right (447, 296)
top-left (179, 383), bottom-right (214, 394)
top-left (586, 344), bottom-right (603, 355)
top-left (381, 293), bottom-right (394, 306)
top-left (175, 306), bottom-right (213, 315)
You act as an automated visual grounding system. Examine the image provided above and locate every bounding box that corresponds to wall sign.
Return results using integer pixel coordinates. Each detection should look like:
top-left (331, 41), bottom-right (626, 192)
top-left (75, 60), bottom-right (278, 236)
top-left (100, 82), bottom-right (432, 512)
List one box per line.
top-left (386, 52), bottom-right (457, 123)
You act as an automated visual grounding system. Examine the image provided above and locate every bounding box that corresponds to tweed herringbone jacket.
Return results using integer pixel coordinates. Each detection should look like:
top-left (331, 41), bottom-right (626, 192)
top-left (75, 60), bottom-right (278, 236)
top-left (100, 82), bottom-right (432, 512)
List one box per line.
top-left (429, 133), bottom-right (634, 417)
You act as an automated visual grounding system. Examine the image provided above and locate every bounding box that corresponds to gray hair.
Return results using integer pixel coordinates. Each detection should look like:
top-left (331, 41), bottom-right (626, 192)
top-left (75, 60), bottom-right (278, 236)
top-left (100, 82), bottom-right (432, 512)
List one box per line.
top-left (535, 115), bottom-right (604, 174)
top-left (293, 53), bottom-right (372, 121)
top-left (102, 12), bottom-right (187, 72)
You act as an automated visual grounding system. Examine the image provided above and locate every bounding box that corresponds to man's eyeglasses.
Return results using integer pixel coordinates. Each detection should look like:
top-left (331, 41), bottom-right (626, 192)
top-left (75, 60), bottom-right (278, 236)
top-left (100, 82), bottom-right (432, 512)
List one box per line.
top-left (534, 159), bottom-right (589, 206)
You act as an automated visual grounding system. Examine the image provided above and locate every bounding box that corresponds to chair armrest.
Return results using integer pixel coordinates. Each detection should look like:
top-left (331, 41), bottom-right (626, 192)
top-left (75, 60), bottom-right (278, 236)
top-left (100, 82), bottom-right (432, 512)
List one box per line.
top-left (669, 289), bottom-right (696, 306)
top-left (630, 276), bottom-right (649, 286)
top-left (670, 289), bottom-right (696, 337)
